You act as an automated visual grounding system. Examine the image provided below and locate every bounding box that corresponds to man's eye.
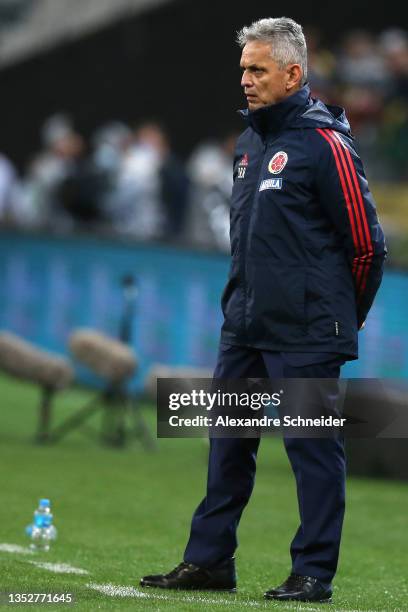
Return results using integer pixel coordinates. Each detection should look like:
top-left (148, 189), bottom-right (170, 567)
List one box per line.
top-left (240, 67), bottom-right (264, 74)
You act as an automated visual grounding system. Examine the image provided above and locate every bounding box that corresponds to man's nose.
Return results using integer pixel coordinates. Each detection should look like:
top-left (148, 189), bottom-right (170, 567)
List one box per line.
top-left (241, 71), bottom-right (253, 89)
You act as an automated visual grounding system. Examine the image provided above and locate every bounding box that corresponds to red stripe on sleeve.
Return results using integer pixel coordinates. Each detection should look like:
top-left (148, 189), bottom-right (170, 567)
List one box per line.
top-left (316, 128), bottom-right (365, 293)
top-left (330, 131), bottom-right (374, 300)
top-left (316, 128), bottom-right (360, 254)
top-left (325, 130), bottom-right (368, 291)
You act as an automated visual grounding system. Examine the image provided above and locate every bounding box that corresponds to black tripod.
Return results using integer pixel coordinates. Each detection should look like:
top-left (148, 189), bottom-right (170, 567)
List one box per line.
top-left (40, 275), bottom-right (156, 450)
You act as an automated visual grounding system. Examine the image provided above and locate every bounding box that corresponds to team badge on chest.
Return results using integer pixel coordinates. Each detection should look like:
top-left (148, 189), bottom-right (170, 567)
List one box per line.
top-left (268, 151), bottom-right (288, 174)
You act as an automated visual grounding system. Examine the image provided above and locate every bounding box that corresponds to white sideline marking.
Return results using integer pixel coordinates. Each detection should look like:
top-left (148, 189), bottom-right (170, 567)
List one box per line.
top-left (87, 584), bottom-right (148, 598)
top-left (86, 583), bottom-right (262, 606)
top-left (28, 561), bottom-right (89, 575)
top-left (0, 543), bottom-right (33, 554)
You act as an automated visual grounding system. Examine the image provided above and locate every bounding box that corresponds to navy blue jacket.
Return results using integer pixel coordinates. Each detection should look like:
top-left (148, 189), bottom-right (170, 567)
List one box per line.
top-left (221, 85), bottom-right (387, 359)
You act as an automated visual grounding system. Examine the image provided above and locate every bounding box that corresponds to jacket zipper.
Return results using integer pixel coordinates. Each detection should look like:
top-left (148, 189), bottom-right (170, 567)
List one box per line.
top-left (240, 138), bottom-right (269, 336)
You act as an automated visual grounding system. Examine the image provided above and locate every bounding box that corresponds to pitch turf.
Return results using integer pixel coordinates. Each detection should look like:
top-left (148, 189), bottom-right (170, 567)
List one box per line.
top-left (0, 374), bottom-right (407, 611)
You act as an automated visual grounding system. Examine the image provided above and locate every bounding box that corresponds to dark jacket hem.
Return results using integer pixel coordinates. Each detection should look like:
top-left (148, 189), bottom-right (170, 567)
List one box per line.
top-left (220, 333), bottom-right (358, 361)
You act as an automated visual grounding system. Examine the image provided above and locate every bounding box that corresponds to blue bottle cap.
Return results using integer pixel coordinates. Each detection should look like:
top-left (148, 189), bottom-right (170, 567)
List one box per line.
top-left (39, 499), bottom-right (50, 507)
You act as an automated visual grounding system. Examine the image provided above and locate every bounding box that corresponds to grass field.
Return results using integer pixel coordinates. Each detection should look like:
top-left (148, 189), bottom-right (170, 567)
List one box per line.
top-left (0, 374), bottom-right (407, 611)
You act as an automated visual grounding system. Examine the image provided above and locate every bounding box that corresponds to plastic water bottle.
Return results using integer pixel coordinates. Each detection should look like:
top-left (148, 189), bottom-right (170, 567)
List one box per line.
top-left (25, 499), bottom-right (57, 551)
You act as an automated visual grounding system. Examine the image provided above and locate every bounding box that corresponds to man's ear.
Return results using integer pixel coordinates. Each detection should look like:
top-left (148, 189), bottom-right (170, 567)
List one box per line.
top-left (285, 64), bottom-right (303, 91)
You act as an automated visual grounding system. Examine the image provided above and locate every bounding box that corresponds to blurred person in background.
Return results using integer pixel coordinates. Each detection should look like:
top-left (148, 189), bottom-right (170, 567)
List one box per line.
top-left (141, 16), bottom-right (386, 603)
top-left (0, 152), bottom-right (23, 226)
top-left (336, 30), bottom-right (389, 90)
top-left (186, 133), bottom-right (236, 251)
top-left (379, 29), bottom-right (408, 180)
top-left (92, 121), bottom-right (133, 177)
top-left (111, 122), bottom-right (188, 240)
top-left (158, 126), bottom-right (190, 240)
top-left (381, 28), bottom-right (408, 100)
top-left (108, 121), bottom-right (163, 238)
top-left (304, 26), bottom-right (336, 101)
top-left (23, 114), bottom-right (82, 228)
top-left (91, 120), bottom-right (133, 225)
top-left (335, 31), bottom-right (389, 178)
top-left (23, 114), bottom-right (105, 230)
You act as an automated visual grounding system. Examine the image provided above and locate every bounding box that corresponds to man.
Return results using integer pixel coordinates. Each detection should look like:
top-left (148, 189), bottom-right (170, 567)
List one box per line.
top-left (141, 17), bottom-right (386, 602)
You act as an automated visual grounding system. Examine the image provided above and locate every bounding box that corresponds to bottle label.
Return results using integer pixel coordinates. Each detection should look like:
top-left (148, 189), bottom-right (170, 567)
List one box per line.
top-left (34, 515), bottom-right (52, 528)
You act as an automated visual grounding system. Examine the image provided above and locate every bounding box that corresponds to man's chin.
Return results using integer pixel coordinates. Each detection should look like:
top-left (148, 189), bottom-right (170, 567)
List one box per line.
top-left (247, 100), bottom-right (264, 111)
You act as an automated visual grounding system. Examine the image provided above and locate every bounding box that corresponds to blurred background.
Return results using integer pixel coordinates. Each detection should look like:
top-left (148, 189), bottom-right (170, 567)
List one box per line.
top-left (0, 2), bottom-right (407, 606)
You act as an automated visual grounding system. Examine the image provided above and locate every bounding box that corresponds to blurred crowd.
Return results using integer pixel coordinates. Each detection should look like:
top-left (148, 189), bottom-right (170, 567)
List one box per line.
top-left (0, 27), bottom-right (407, 250)
top-left (0, 115), bottom-right (235, 250)
top-left (307, 27), bottom-right (408, 180)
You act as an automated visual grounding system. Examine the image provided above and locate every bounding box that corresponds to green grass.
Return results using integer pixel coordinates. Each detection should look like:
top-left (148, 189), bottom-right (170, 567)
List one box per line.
top-left (0, 374), bottom-right (407, 611)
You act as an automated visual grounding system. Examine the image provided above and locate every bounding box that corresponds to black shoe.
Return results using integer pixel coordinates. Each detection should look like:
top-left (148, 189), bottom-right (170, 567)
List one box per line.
top-left (140, 557), bottom-right (236, 592)
top-left (264, 573), bottom-right (332, 602)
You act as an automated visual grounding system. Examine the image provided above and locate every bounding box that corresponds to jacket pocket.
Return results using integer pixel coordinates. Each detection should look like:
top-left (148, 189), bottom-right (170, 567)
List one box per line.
top-left (304, 267), bottom-right (336, 339)
top-left (221, 258), bottom-right (245, 335)
top-left (246, 261), bottom-right (307, 340)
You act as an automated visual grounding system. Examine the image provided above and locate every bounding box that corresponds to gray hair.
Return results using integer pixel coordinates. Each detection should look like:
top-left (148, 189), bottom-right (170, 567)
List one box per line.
top-left (237, 17), bottom-right (308, 85)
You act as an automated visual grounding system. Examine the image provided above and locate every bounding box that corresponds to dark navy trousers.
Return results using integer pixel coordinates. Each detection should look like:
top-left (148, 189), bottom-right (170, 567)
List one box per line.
top-left (184, 343), bottom-right (346, 584)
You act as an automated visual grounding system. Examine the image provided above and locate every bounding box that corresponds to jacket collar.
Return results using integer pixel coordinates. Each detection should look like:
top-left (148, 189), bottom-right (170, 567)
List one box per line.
top-left (239, 84), bottom-right (311, 136)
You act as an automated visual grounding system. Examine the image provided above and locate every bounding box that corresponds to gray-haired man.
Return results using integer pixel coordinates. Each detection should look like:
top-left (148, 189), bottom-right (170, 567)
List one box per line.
top-left (140, 16), bottom-right (385, 603)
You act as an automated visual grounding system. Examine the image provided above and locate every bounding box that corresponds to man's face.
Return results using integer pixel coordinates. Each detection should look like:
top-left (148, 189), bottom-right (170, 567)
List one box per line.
top-left (240, 41), bottom-right (292, 110)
